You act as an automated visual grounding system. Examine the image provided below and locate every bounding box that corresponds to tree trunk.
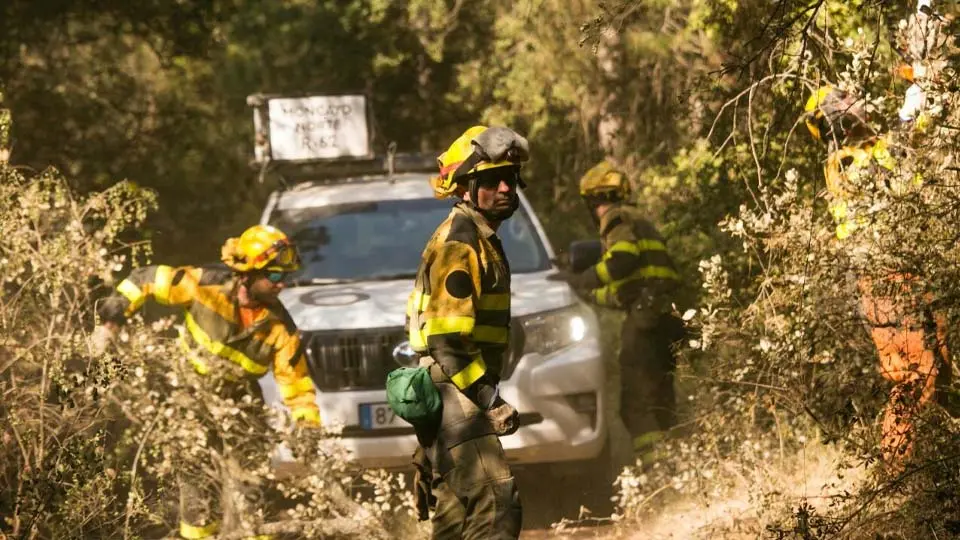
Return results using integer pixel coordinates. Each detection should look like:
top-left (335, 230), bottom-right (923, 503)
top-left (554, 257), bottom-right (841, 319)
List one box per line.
top-left (597, 26), bottom-right (624, 163)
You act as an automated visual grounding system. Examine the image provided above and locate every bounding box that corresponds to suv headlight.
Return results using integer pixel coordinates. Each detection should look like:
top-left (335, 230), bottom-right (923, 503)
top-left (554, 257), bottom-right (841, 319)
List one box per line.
top-left (520, 304), bottom-right (592, 356)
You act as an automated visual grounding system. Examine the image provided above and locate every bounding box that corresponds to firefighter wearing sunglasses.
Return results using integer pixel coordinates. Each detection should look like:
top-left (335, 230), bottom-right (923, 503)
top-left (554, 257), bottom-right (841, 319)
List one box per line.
top-left (94, 224), bottom-right (318, 539)
top-left (406, 126), bottom-right (527, 538)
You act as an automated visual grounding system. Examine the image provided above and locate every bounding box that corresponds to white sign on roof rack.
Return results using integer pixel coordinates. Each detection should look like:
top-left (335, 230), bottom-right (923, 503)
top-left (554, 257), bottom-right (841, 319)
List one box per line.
top-left (265, 95), bottom-right (370, 161)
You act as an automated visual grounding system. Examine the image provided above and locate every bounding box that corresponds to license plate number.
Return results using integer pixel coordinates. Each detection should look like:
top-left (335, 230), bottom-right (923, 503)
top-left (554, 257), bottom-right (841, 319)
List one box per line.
top-left (359, 402), bottom-right (401, 430)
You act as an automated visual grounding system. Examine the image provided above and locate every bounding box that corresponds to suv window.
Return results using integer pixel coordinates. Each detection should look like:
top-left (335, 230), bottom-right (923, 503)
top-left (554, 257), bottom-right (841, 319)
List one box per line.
top-left (269, 198), bottom-right (550, 282)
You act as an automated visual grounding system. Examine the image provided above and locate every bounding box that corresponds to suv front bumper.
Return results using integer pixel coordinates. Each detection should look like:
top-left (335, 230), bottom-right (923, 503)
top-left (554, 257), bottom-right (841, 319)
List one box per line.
top-left (304, 337), bottom-right (607, 470)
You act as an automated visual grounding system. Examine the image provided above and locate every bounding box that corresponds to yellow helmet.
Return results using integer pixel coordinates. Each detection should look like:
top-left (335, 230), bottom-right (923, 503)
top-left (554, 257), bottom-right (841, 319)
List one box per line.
top-left (221, 225), bottom-right (301, 273)
top-left (804, 85), bottom-right (872, 144)
top-left (579, 159), bottom-right (630, 201)
top-left (431, 125), bottom-right (530, 199)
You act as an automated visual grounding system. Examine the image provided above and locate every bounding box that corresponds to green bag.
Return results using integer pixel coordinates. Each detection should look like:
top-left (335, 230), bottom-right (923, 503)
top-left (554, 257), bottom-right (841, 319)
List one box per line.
top-left (386, 367), bottom-right (442, 427)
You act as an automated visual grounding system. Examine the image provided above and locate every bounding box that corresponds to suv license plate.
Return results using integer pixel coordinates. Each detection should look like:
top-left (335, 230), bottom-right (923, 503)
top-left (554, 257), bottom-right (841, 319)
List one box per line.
top-left (359, 402), bottom-right (401, 430)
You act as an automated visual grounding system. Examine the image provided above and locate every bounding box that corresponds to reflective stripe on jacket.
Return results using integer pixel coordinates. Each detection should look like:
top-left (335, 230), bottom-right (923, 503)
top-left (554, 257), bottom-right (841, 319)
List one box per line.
top-left (579, 204), bottom-right (680, 310)
top-left (406, 203), bottom-right (511, 392)
top-left (99, 265), bottom-right (318, 419)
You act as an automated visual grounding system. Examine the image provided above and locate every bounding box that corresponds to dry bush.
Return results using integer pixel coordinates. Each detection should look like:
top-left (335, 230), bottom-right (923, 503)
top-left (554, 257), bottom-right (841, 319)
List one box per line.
top-left (0, 109), bottom-right (423, 539)
top-left (609, 7), bottom-right (960, 539)
top-left (0, 155), bottom-right (157, 538)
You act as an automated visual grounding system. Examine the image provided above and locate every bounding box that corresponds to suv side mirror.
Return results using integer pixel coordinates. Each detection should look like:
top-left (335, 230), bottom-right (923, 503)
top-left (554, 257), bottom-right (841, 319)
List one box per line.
top-left (567, 240), bottom-right (603, 274)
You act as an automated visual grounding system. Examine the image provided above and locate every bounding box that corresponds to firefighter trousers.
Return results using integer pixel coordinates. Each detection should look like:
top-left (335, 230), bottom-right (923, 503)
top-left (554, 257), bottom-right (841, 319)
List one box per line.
top-left (858, 275), bottom-right (951, 462)
top-left (417, 364), bottom-right (522, 540)
top-left (430, 434), bottom-right (522, 540)
top-left (619, 309), bottom-right (684, 452)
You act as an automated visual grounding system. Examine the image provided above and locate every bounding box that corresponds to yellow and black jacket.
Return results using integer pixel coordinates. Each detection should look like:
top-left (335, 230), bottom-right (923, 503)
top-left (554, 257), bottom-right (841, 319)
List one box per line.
top-left (98, 264), bottom-right (319, 422)
top-left (406, 202), bottom-right (510, 408)
top-left (823, 136), bottom-right (917, 241)
top-left (574, 204), bottom-right (680, 311)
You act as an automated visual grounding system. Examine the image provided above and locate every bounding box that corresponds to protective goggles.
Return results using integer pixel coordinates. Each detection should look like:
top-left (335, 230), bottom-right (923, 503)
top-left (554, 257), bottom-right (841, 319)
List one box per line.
top-left (264, 271), bottom-right (287, 284)
top-left (253, 239), bottom-right (301, 271)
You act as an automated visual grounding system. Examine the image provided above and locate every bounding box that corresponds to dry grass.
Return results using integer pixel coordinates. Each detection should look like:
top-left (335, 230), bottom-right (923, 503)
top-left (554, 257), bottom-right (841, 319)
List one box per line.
top-left (621, 441), bottom-right (861, 539)
top-left (523, 440), bottom-right (863, 539)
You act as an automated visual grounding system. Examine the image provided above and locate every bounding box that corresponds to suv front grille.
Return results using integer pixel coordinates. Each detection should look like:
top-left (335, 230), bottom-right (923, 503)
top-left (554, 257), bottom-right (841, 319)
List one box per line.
top-left (305, 327), bottom-right (407, 391)
top-left (304, 322), bottom-right (526, 392)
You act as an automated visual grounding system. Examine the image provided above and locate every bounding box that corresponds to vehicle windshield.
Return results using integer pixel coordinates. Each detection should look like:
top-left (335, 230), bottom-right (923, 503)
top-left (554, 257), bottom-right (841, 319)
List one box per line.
top-left (269, 198), bottom-right (551, 283)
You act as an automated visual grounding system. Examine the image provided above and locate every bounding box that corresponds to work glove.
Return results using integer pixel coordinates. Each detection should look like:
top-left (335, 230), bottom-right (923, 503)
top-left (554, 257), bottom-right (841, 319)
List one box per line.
top-left (473, 381), bottom-right (519, 436)
top-left (487, 396), bottom-right (520, 437)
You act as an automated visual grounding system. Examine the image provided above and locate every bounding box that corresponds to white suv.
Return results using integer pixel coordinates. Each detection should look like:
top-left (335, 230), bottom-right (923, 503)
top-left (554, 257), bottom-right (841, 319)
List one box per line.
top-left (255, 159), bottom-right (608, 474)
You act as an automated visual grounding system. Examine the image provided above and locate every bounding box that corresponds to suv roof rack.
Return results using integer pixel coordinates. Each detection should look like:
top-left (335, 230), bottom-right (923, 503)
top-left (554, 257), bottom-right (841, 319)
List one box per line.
top-left (262, 151), bottom-right (438, 185)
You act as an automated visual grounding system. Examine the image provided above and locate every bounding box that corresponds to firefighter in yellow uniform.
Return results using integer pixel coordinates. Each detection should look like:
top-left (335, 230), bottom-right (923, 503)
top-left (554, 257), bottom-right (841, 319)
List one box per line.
top-left (406, 126), bottom-right (527, 539)
top-left (95, 224), bottom-right (320, 539)
top-left (804, 85), bottom-right (950, 462)
top-left (551, 160), bottom-right (684, 462)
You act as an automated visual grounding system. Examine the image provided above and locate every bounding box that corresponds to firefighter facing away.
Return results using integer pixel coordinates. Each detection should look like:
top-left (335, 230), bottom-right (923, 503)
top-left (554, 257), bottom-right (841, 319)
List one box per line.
top-left (804, 85), bottom-right (950, 462)
top-left (93, 224), bottom-right (320, 539)
top-left (406, 125), bottom-right (527, 539)
top-left (550, 161), bottom-right (684, 461)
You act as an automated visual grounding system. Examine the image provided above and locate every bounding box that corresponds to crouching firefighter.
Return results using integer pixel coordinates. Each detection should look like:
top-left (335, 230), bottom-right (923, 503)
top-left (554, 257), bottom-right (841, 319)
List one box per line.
top-left (94, 224), bottom-right (320, 539)
top-left (549, 160), bottom-right (685, 463)
top-left (404, 126), bottom-right (527, 539)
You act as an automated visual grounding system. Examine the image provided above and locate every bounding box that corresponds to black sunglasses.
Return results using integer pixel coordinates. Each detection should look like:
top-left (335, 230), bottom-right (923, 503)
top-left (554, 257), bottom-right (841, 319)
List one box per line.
top-left (472, 167), bottom-right (526, 190)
